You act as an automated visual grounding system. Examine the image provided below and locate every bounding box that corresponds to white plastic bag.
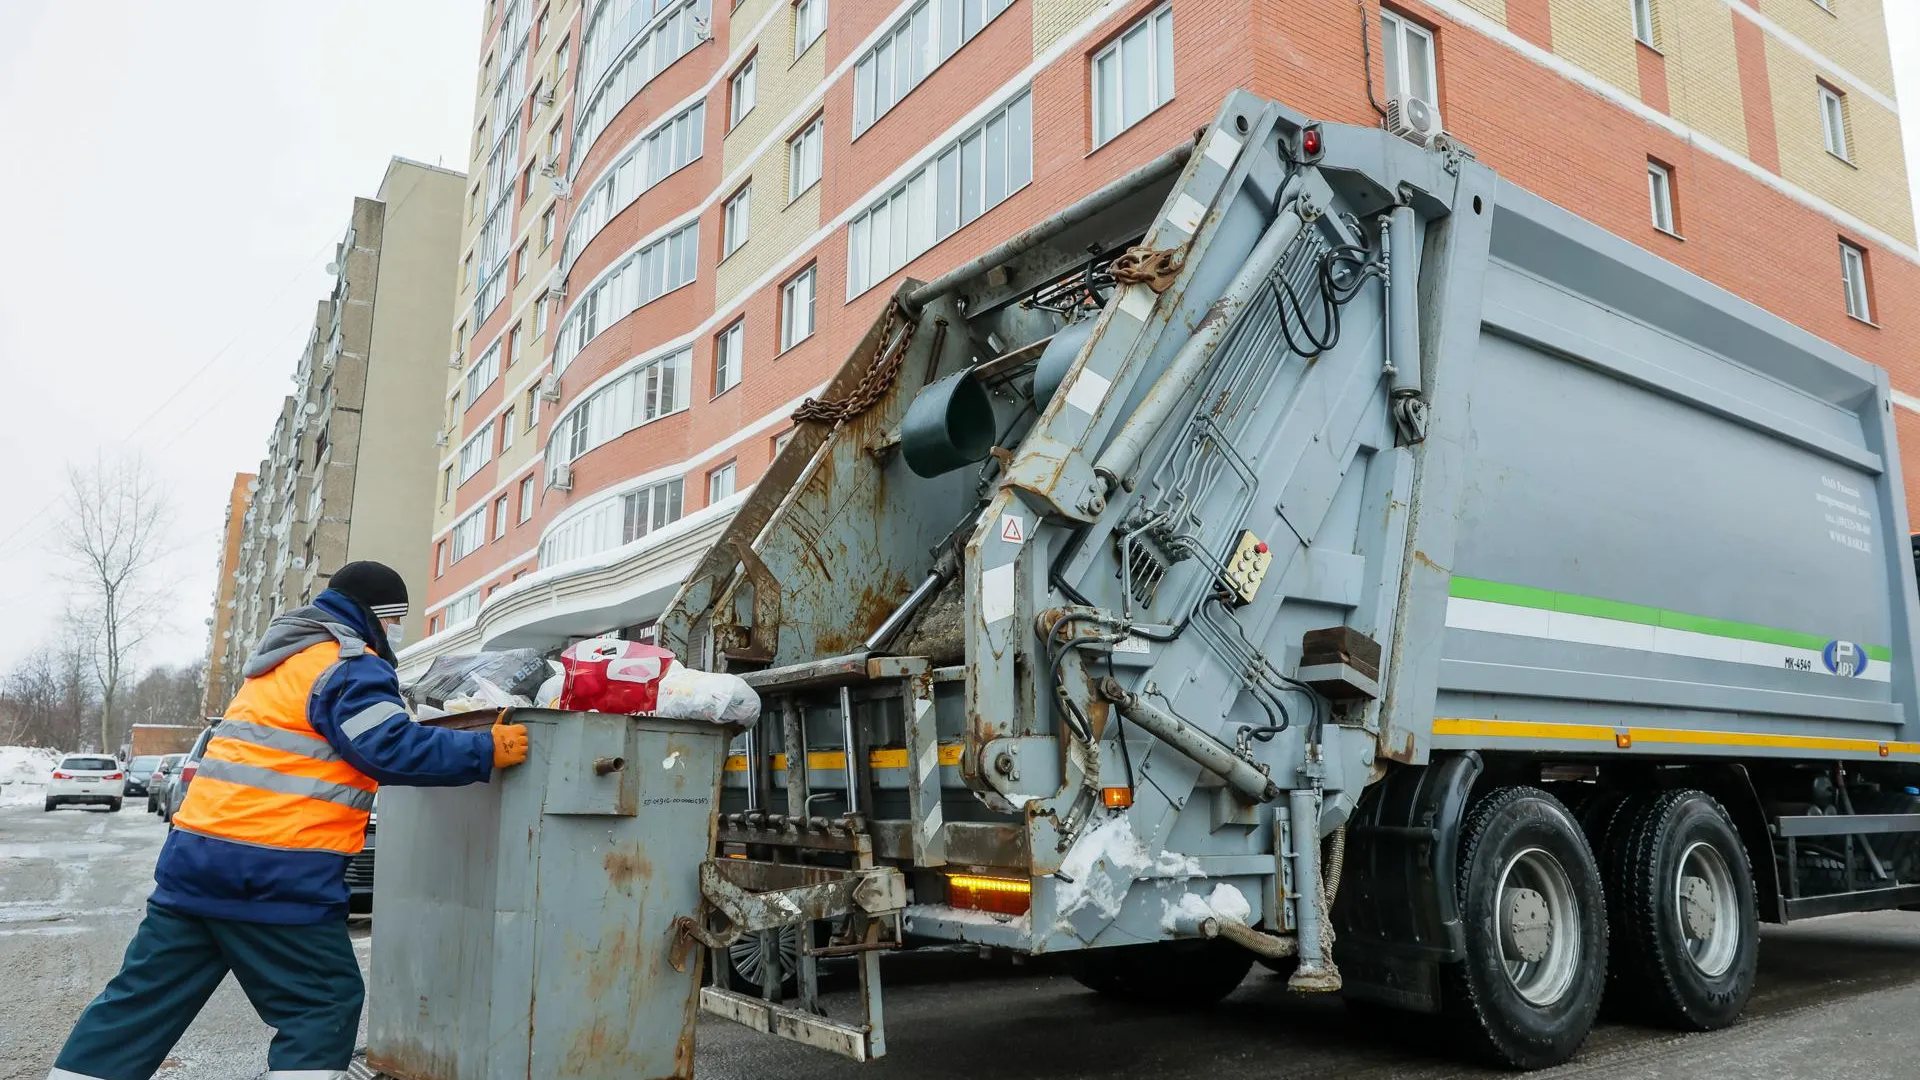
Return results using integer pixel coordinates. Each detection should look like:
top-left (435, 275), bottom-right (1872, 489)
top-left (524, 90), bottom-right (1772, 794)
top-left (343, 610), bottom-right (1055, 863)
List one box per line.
top-left (653, 662), bottom-right (761, 724)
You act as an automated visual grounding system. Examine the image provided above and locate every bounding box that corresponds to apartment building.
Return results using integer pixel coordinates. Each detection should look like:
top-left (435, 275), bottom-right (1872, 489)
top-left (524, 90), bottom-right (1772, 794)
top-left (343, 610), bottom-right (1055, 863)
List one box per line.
top-left (410, 0), bottom-right (1915, 671)
top-left (214, 158), bottom-right (465, 702)
top-left (201, 472), bottom-right (256, 714)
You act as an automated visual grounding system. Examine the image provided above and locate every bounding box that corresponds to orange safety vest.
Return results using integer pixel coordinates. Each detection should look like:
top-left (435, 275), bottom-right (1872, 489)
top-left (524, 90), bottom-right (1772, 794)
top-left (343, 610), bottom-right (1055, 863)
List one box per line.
top-left (173, 636), bottom-right (378, 855)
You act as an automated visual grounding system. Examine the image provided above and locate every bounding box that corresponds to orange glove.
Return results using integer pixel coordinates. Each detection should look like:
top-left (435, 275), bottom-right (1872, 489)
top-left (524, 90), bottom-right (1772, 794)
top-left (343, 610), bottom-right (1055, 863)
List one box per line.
top-left (492, 722), bottom-right (529, 769)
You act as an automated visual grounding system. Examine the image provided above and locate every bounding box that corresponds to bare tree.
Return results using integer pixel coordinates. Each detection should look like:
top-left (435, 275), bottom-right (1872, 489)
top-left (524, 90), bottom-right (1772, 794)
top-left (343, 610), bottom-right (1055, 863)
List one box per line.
top-left (58, 457), bottom-right (174, 755)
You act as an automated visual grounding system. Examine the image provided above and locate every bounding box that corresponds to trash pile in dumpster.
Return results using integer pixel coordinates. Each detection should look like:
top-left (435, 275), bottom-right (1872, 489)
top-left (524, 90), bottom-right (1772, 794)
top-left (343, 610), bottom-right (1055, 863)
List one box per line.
top-left (402, 637), bottom-right (759, 725)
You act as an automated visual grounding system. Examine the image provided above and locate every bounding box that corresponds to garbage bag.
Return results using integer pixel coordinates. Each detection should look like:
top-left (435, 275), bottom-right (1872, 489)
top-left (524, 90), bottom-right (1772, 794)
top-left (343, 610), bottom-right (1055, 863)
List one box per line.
top-left (403, 649), bottom-right (551, 711)
top-left (557, 638), bottom-right (675, 714)
top-left (654, 662), bottom-right (761, 724)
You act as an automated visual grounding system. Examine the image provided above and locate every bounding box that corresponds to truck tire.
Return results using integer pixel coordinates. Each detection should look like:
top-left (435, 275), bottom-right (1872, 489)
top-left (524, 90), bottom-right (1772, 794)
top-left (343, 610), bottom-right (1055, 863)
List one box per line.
top-left (1602, 789), bottom-right (1757, 1030)
top-left (1068, 939), bottom-right (1255, 1006)
top-left (1441, 786), bottom-right (1606, 1069)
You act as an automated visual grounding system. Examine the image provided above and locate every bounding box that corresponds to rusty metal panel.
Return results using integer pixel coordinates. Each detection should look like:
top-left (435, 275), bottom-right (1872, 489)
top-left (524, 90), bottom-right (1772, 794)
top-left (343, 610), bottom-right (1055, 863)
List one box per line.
top-left (367, 709), bottom-right (728, 1080)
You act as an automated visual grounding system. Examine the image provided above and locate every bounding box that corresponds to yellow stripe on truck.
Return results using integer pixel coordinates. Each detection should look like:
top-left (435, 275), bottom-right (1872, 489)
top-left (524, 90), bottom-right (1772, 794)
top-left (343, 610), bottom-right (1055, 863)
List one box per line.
top-left (724, 744), bottom-right (965, 773)
top-left (1432, 717), bottom-right (1920, 757)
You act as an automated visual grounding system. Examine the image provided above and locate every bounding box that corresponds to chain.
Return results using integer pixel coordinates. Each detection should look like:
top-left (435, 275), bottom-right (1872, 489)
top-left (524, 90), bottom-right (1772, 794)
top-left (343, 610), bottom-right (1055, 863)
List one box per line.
top-left (1109, 244), bottom-right (1188, 293)
top-left (791, 303), bottom-right (918, 425)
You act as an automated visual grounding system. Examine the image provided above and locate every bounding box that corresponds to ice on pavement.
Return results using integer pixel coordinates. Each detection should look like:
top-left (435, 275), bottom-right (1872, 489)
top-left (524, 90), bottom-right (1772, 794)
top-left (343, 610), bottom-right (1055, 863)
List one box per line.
top-left (0, 747), bottom-right (60, 806)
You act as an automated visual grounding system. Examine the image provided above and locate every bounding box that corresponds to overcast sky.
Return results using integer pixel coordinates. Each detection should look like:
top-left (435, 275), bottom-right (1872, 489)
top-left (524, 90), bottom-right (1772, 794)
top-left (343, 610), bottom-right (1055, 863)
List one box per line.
top-left (0, 2), bottom-right (1914, 686)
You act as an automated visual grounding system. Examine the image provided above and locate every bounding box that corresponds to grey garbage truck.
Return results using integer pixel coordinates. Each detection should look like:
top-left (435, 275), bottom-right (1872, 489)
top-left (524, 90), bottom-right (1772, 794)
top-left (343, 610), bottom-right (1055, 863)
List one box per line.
top-left (657, 89), bottom-right (1920, 1069)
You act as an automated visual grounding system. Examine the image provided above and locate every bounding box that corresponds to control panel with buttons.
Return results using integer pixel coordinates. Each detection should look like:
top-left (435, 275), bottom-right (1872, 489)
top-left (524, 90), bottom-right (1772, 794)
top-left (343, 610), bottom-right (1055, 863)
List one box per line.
top-left (1220, 529), bottom-right (1274, 606)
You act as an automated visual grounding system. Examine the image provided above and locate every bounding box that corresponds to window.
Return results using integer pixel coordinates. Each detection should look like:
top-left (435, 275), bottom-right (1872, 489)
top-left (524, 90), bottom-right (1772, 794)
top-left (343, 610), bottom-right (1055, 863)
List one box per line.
top-left (773, 427), bottom-right (795, 455)
top-left (789, 117), bottom-right (823, 201)
top-left (622, 479), bottom-right (685, 542)
top-left (536, 295), bottom-right (550, 337)
top-left (1820, 83), bottom-right (1850, 161)
top-left (560, 103), bottom-right (707, 267)
top-left (714, 320), bottom-right (743, 395)
top-left (1647, 160), bottom-right (1676, 234)
top-left (556, 36), bottom-right (569, 77)
top-left (457, 428), bottom-right (493, 483)
top-left (464, 341), bottom-right (501, 407)
top-left (469, 183), bottom-right (481, 221)
top-left (501, 409), bottom-right (516, 451)
top-left (442, 589), bottom-right (480, 625)
top-left (708, 460), bottom-right (737, 503)
top-left (520, 475), bottom-right (537, 521)
top-left (782, 266), bottom-right (816, 350)
top-left (1631, 0), bottom-right (1656, 47)
top-left (1380, 11), bottom-right (1438, 105)
top-left (1091, 6), bottom-right (1174, 147)
top-left (530, 78), bottom-right (545, 117)
top-left (723, 184), bottom-right (751, 257)
top-left (571, 0), bottom-right (710, 158)
top-left (449, 509), bottom-right (486, 563)
top-left (546, 347), bottom-right (694, 468)
top-left (536, 5), bottom-right (549, 46)
top-left (848, 91), bottom-right (1032, 295)
top-left (521, 163), bottom-right (535, 205)
top-left (442, 466), bottom-right (455, 504)
top-left (436, 541), bottom-right (448, 576)
top-left (495, 495), bottom-right (511, 540)
top-left (511, 321), bottom-right (526, 365)
top-left (851, 0), bottom-right (1015, 136)
top-left (1841, 240), bottom-right (1871, 321)
top-left (526, 387), bottom-right (541, 428)
top-left (515, 243), bottom-right (528, 282)
top-left (541, 205), bottom-right (556, 251)
top-left (795, 0), bottom-right (825, 57)
top-left (553, 222), bottom-right (700, 371)
top-left (464, 253), bottom-right (475, 291)
top-left (547, 124), bottom-right (563, 168)
top-left (730, 55), bottom-right (757, 128)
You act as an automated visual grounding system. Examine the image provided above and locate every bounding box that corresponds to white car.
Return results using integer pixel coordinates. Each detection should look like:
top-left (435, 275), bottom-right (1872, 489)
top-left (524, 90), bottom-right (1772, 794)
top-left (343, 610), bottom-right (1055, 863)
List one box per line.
top-left (44, 755), bottom-right (127, 812)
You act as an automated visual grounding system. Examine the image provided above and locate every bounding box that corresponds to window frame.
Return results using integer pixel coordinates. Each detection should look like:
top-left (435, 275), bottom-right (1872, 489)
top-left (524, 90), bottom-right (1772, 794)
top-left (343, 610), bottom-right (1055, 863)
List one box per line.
top-left (714, 319), bottom-right (744, 396)
top-left (501, 408), bottom-right (516, 451)
top-left (1631, 0), bottom-right (1656, 48)
top-left (1819, 82), bottom-right (1850, 161)
top-left (494, 494), bottom-right (511, 541)
top-left (730, 54), bottom-right (757, 129)
top-left (1090, 4), bottom-right (1176, 148)
top-left (781, 265), bottom-right (817, 351)
top-left (1379, 10), bottom-right (1439, 106)
top-left (723, 183), bottom-right (751, 258)
top-left (541, 205), bottom-right (557, 251)
top-left (794, 0), bottom-right (825, 57)
top-left (1646, 159), bottom-right (1677, 236)
top-left (1840, 239), bottom-right (1872, 322)
top-left (788, 116), bottom-right (824, 202)
top-left (520, 474), bottom-right (537, 521)
top-left (708, 459), bottom-right (738, 503)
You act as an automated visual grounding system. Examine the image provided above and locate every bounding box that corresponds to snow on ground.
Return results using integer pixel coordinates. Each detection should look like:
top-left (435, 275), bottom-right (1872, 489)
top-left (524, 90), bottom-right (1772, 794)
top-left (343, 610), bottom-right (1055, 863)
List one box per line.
top-left (0, 746), bottom-right (61, 806)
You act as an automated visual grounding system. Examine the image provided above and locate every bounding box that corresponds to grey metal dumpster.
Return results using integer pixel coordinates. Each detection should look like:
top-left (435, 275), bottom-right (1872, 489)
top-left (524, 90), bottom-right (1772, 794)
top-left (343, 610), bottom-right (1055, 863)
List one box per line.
top-left (366, 708), bottom-right (728, 1080)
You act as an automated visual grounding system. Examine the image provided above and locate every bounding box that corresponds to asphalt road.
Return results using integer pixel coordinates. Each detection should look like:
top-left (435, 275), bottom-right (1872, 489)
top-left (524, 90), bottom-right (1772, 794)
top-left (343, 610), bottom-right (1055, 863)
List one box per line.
top-left (8, 799), bottom-right (1920, 1079)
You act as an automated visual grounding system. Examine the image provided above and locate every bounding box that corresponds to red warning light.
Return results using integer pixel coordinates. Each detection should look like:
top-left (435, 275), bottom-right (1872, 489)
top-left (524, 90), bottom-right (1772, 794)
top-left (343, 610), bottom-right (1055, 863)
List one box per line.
top-left (1302, 128), bottom-right (1322, 156)
top-left (1255, 541), bottom-right (1270, 554)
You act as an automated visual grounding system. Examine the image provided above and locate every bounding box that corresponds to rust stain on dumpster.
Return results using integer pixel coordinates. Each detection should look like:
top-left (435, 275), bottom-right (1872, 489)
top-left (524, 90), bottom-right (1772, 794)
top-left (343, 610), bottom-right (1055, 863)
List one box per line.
top-left (604, 846), bottom-right (652, 889)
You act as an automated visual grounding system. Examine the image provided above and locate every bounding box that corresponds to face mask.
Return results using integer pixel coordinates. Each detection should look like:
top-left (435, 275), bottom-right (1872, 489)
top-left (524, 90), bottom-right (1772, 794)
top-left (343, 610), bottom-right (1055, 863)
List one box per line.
top-left (384, 621), bottom-right (406, 646)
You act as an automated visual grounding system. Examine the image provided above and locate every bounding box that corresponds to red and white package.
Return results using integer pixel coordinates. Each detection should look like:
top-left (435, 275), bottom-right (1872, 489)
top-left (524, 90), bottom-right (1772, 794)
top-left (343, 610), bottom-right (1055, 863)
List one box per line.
top-left (556, 638), bottom-right (676, 714)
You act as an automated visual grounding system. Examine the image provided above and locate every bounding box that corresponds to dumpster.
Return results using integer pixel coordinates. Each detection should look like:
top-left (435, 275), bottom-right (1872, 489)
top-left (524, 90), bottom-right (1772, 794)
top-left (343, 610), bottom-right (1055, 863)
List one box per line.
top-left (366, 708), bottom-right (729, 1080)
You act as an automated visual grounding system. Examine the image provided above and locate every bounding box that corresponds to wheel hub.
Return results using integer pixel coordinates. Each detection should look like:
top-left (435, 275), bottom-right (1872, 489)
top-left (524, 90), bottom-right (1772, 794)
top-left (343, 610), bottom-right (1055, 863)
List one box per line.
top-left (1503, 886), bottom-right (1553, 963)
top-left (1680, 875), bottom-right (1717, 940)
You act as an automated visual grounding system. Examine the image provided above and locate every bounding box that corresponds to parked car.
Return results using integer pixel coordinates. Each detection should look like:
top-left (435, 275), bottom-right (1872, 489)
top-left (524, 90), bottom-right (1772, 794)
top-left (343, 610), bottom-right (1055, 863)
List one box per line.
top-left (123, 755), bottom-right (165, 802)
top-left (44, 755), bottom-right (126, 812)
top-left (146, 754), bottom-right (186, 813)
top-left (162, 727), bottom-right (218, 824)
top-left (347, 794), bottom-right (377, 914)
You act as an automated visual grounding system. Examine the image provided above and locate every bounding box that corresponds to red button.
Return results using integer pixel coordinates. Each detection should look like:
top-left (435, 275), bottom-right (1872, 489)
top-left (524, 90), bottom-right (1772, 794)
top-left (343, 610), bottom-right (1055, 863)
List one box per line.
top-left (1254, 542), bottom-right (1269, 554)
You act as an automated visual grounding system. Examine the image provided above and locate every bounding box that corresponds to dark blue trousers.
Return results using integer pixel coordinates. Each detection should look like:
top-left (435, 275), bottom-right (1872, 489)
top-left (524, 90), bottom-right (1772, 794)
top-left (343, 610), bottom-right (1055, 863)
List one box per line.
top-left (49, 901), bottom-right (362, 1080)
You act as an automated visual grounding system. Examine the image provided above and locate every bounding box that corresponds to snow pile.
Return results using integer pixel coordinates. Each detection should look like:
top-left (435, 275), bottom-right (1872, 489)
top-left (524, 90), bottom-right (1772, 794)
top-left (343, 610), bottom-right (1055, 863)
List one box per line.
top-left (1055, 814), bottom-right (1207, 925)
top-left (1161, 883), bottom-right (1254, 933)
top-left (0, 746), bottom-right (61, 806)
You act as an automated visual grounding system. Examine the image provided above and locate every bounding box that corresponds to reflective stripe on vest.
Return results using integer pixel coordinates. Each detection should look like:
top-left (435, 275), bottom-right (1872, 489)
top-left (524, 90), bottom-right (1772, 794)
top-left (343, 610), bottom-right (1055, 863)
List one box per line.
top-left (173, 638), bottom-right (378, 855)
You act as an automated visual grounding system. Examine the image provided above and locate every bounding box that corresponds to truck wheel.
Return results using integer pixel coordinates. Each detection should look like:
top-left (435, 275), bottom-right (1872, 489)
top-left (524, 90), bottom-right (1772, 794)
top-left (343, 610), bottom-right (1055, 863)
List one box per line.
top-left (1441, 786), bottom-right (1606, 1069)
top-left (1601, 789), bottom-right (1757, 1030)
top-left (1069, 939), bottom-right (1255, 1006)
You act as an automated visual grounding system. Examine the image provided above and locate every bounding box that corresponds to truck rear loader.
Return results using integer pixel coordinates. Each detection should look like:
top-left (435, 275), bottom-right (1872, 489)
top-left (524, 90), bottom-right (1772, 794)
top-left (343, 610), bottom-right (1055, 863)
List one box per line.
top-left (655, 90), bottom-right (1920, 1069)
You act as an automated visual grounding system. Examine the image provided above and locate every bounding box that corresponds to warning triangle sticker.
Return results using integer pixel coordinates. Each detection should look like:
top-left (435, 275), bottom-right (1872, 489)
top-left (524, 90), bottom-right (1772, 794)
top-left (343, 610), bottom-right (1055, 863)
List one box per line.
top-left (1000, 515), bottom-right (1026, 544)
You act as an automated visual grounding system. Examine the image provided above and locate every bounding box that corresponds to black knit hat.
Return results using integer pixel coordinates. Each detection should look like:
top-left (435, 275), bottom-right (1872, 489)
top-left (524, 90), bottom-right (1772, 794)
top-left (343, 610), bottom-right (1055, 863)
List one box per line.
top-left (329, 561), bottom-right (409, 621)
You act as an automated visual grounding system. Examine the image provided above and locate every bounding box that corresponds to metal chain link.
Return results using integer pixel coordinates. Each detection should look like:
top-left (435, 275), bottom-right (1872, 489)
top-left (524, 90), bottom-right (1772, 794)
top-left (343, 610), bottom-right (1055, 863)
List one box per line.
top-left (1109, 244), bottom-right (1188, 293)
top-left (791, 303), bottom-right (918, 424)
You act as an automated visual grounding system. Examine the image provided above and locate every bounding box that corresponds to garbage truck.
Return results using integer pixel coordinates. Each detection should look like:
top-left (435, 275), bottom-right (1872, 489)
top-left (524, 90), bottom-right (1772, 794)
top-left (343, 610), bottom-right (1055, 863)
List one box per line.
top-left (651, 89), bottom-right (1920, 1070)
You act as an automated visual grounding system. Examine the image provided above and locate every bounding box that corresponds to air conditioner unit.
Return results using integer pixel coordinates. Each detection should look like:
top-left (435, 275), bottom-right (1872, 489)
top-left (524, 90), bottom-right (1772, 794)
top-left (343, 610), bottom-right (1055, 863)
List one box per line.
top-left (538, 372), bottom-right (562, 402)
top-left (537, 87), bottom-right (556, 107)
top-left (448, 350), bottom-right (465, 369)
top-left (1385, 92), bottom-right (1442, 147)
top-left (548, 461), bottom-right (574, 491)
top-left (434, 430), bottom-right (451, 447)
top-left (547, 276), bottom-right (567, 300)
top-left (539, 159), bottom-right (560, 179)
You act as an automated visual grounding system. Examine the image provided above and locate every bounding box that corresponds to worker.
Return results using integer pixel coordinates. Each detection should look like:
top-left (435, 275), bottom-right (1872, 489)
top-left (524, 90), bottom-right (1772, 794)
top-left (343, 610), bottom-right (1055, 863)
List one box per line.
top-left (45, 561), bottom-right (530, 1080)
